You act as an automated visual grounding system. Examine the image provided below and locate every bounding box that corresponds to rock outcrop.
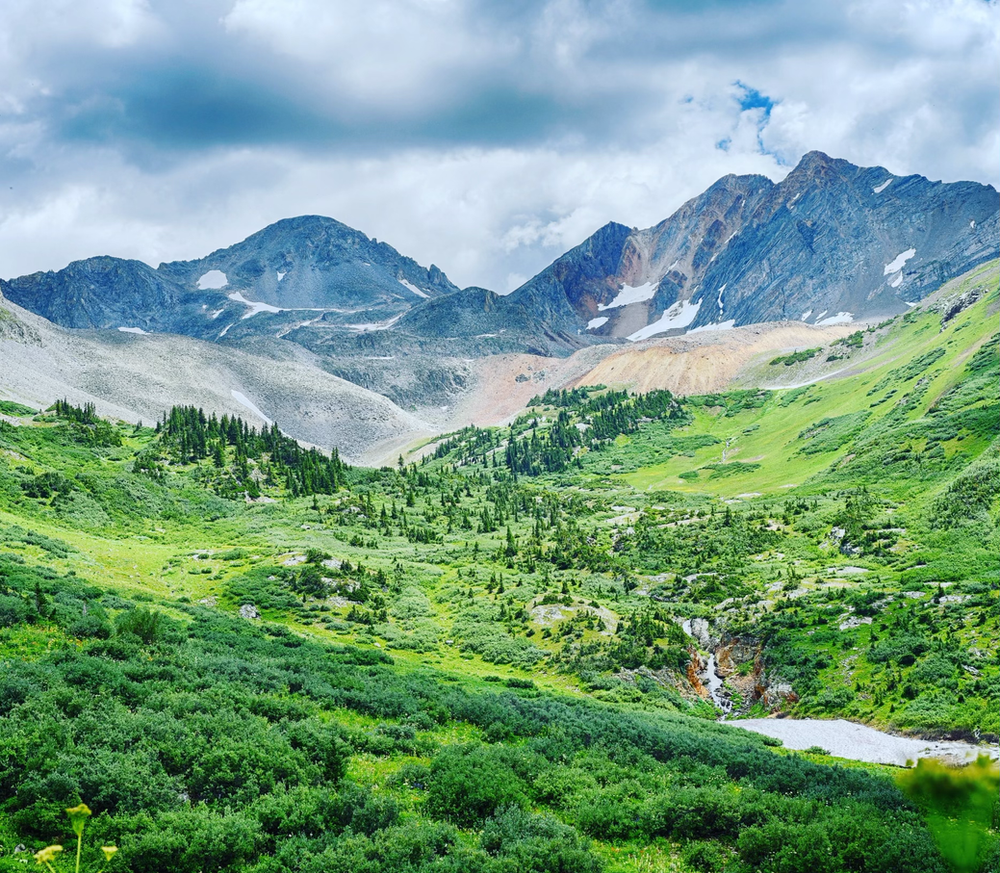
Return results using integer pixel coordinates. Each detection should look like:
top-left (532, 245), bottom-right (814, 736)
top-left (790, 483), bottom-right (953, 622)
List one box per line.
top-left (503, 151), bottom-right (999, 340)
top-left (5, 153), bottom-right (995, 356)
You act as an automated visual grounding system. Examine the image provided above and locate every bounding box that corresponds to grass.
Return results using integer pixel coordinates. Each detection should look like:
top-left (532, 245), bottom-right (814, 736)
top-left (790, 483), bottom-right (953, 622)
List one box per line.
top-left (0, 262), bottom-right (997, 872)
top-left (616, 268), bottom-right (998, 499)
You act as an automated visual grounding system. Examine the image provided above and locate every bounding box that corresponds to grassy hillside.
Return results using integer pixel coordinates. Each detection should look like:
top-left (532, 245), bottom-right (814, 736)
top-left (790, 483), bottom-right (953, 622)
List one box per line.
top-left (0, 263), bottom-right (997, 873)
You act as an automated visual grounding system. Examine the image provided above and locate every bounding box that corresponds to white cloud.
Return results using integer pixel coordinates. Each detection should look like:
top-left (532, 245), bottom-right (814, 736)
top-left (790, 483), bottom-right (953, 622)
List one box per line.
top-left (0, 0), bottom-right (995, 293)
top-left (0, 0), bottom-right (161, 53)
top-left (754, 0), bottom-right (1000, 183)
top-left (222, 0), bottom-right (507, 110)
top-left (504, 273), bottom-right (528, 294)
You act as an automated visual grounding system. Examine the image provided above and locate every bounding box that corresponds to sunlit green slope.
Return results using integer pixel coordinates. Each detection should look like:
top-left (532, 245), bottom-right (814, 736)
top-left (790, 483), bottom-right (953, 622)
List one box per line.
top-left (0, 262), bottom-right (996, 873)
top-left (615, 260), bottom-right (998, 497)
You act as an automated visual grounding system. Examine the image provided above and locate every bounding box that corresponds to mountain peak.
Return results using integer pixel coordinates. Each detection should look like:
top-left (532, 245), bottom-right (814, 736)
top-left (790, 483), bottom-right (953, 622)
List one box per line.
top-left (227, 214), bottom-right (366, 253)
top-left (795, 149), bottom-right (836, 168)
top-left (593, 220), bottom-right (632, 238)
top-left (705, 171), bottom-right (774, 192)
top-left (787, 150), bottom-right (856, 179)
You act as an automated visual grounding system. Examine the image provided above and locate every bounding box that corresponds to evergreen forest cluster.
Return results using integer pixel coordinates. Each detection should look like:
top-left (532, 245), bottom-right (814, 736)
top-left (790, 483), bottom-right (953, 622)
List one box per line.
top-left (0, 263), bottom-right (997, 872)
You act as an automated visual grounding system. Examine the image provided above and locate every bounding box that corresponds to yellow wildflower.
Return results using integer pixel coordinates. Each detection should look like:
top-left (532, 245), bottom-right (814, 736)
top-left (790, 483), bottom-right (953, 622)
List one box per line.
top-left (34, 845), bottom-right (63, 865)
top-left (101, 846), bottom-right (118, 863)
top-left (65, 803), bottom-right (92, 837)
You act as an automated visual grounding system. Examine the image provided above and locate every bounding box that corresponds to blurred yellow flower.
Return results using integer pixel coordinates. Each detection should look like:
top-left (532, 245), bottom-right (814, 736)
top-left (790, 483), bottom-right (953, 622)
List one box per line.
top-left (65, 803), bottom-right (93, 838)
top-left (34, 845), bottom-right (63, 865)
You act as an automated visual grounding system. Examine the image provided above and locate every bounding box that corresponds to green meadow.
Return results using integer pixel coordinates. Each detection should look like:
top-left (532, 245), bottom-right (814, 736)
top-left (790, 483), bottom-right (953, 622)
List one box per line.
top-left (0, 262), bottom-right (997, 872)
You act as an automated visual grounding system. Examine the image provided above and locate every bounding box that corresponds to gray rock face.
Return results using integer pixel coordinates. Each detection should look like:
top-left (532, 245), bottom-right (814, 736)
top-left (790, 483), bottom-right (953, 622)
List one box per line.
top-left (159, 215), bottom-right (458, 316)
top-left (696, 152), bottom-right (999, 329)
top-left (515, 177), bottom-right (775, 339)
top-left (2, 152), bottom-right (996, 373)
top-left (504, 151), bottom-right (998, 338)
top-left (2, 215), bottom-right (458, 338)
top-left (510, 221), bottom-right (636, 333)
top-left (1, 257), bottom-right (193, 333)
top-left (395, 285), bottom-right (596, 357)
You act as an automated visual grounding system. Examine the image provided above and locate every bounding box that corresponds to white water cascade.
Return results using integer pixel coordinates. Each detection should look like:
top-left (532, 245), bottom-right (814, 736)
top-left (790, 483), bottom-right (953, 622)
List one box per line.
top-left (682, 619), bottom-right (731, 717)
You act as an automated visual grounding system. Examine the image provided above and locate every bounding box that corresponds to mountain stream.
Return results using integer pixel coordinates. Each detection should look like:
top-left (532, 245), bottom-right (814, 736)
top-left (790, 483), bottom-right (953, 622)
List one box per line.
top-left (683, 619), bottom-right (732, 715)
top-left (680, 619), bottom-right (998, 767)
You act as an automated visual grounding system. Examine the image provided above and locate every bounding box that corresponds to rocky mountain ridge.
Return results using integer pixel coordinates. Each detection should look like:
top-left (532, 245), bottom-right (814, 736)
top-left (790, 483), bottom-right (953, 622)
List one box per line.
top-left (499, 151), bottom-right (999, 340)
top-left (2, 152), bottom-right (997, 417)
top-left (1, 215), bottom-right (457, 340)
top-left (5, 152), bottom-right (996, 358)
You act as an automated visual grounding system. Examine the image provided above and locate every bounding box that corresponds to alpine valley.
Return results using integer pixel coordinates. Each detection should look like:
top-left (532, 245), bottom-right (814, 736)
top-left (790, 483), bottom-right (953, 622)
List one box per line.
top-left (0, 152), bottom-right (997, 873)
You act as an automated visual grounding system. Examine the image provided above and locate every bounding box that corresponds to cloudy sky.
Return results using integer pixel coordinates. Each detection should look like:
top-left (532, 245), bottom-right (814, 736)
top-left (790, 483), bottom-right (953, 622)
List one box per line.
top-left (1, 0), bottom-right (997, 291)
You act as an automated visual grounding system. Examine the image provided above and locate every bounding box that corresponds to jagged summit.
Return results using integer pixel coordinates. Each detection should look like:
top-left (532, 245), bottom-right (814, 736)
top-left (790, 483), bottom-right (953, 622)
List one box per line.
top-left (3, 214), bottom-right (460, 337)
top-left (2, 151), bottom-right (997, 359)
top-left (791, 149), bottom-right (844, 171)
top-left (495, 150), bottom-right (998, 340)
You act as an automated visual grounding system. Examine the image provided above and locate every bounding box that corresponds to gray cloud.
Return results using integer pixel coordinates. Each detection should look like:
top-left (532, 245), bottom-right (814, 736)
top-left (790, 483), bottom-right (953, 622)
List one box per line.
top-left (0, 0), bottom-right (996, 292)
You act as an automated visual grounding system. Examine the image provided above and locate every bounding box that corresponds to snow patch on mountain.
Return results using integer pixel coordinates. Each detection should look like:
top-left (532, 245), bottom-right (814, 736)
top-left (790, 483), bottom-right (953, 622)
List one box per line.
top-left (627, 299), bottom-right (702, 341)
top-left (884, 248), bottom-right (916, 275)
top-left (598, 282), bottom-right (657, 311)
top-left (346, 313), bottom-right (404, 332)
top-left (229, 291), bottom-right (283, 319)
top-left (890, 273), bottom-right (903, 288)
top-left (398, 278), bottom-right (429, 299)
top-left (117, 326), bottom-right (147, 335)
top-left (198, 270), bottom-right (228, 290)
top-left (587, 317), bottom-right (609, 330)
top-left (816, 312), bottom-right (854, 326)
top-left (873, 179), bottom-right (892, 194)
top-left (276, 271), bottom-right (286, 282)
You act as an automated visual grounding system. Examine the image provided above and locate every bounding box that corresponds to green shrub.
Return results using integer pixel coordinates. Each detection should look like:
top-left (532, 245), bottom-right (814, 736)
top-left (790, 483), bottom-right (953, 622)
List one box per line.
top-left (770, 348), bottom-right (821, 366)
top-left (425, 746), bottom-right (537, 827)
top-left (115, 608), bottom-right (172, 645)
top-left (867, 633), bottom-right (929, 665)
top-left (480, 805), bottom-right (600, 873)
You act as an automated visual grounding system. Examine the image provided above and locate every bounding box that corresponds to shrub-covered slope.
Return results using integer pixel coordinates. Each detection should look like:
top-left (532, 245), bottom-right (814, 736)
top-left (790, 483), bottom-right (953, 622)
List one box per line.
top-left (0, 263), bottom-right (997, 873)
